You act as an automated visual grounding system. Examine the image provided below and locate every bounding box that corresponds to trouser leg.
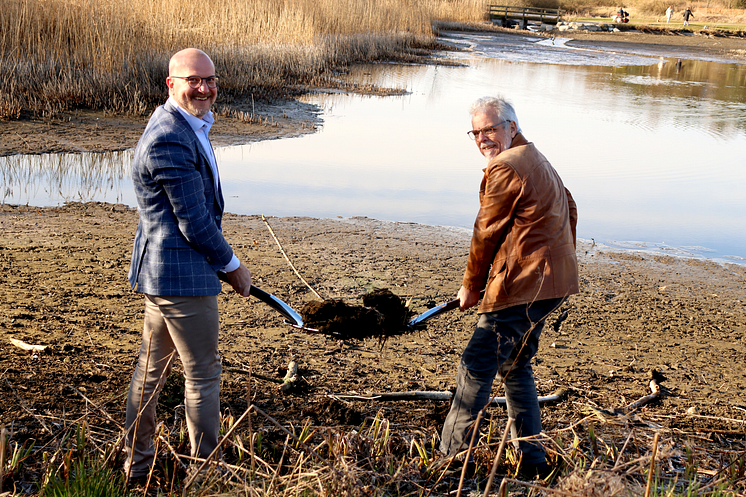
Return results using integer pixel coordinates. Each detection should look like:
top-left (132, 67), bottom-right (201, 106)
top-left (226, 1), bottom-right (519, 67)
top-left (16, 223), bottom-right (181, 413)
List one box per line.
top-left (440, 298), bottom-right (563, 463)
top-left (124, 295), bottom-right (221, 476)
top-left (440, 359), bottom-right (495, 458)
top-left (498, 299), bottom-right (564, 464)
top-left (124, 296), bottom-right (177, 478)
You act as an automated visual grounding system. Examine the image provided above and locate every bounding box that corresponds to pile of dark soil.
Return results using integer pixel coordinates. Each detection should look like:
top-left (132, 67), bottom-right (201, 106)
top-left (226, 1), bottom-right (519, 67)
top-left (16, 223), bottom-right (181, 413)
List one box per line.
top-left (300, 288), bottom-right (414, 339)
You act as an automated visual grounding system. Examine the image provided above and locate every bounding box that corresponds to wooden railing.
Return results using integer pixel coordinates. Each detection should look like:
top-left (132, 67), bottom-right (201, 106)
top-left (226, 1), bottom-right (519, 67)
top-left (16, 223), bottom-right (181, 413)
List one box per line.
top-left (488, 5), bottom-right (564, 28)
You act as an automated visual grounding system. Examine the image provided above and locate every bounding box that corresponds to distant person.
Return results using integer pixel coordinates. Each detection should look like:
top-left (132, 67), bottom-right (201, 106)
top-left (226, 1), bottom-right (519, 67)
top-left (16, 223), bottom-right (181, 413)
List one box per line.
top-left (438, 96), bottom-right (579, 479)
top-left (666, 6), bottom-right (673, 23)
top-left (684, 7), bottom-right (694, 26)
top-left (124, 48), bottom-right (253, 483)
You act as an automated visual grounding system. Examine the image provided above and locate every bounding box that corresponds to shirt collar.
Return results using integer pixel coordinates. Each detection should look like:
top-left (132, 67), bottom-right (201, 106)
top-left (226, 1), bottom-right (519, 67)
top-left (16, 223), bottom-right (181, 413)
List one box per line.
top-left (168, 96), bottom-right (214, 134)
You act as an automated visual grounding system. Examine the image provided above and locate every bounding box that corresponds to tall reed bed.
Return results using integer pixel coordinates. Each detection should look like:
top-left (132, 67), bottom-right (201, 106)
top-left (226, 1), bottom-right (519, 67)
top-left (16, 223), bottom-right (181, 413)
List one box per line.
top-left (0, 0), bottom-right (487, 119)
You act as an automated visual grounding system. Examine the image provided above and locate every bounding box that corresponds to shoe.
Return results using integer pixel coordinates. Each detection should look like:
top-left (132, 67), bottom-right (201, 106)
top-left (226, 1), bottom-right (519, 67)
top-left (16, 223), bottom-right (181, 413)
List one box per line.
top-left (126, 460), bottom-right (167, 489)
top-left (518, 461), bottom-right (552, 480)
top-left (127, 472), bottom-right (163, 491)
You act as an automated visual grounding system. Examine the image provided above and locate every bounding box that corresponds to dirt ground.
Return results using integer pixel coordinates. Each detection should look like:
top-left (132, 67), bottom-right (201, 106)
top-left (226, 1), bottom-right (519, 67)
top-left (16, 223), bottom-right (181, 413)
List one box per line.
top-left (1, 202), bottom-right (746, 479)
top-left (562, 28), bottom-right (746, 62)
top-left (2, 29), bottom-right (746, 493)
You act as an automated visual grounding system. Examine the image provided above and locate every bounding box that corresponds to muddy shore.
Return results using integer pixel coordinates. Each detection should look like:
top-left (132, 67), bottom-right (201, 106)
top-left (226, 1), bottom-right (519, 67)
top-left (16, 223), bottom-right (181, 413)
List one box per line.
top-left (1, 201), bottom-right (746, 489)
top-left (2, 28), bottom-right (746, 492)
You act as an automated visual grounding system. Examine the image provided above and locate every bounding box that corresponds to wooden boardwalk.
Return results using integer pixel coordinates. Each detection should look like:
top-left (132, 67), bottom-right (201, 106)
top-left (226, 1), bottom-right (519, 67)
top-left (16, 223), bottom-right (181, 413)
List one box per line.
top-left (489, 5), bottom-right (563, 29)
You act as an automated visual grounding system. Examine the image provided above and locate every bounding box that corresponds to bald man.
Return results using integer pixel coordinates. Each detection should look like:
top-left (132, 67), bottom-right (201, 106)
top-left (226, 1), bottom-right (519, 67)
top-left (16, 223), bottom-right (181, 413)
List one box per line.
top-left (124, 48), bottom-right (252, 482)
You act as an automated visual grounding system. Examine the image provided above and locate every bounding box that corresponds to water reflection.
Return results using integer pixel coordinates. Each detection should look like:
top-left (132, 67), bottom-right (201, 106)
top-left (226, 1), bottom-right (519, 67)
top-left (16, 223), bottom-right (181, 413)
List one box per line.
top-left (0, 151), bottom-right (132, 206)
top-left (2, 33), bottom-right (745, 265)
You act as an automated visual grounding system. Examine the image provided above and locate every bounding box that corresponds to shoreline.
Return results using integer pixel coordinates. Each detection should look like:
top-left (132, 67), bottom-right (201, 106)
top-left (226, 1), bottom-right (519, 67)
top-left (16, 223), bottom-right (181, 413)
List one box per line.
top-left (3, 28), bottom-right (745, 267)
top-left (2, 28), bottom-right (745, 158)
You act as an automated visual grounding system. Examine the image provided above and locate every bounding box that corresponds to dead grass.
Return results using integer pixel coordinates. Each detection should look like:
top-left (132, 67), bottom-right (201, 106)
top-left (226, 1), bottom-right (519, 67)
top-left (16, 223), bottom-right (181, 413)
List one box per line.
top-left (0, 0), bottom-right (486, 120)
top-left (4, 394), bottom-right (746, 496)
top-left (2, 0), bottom-right (745, 120)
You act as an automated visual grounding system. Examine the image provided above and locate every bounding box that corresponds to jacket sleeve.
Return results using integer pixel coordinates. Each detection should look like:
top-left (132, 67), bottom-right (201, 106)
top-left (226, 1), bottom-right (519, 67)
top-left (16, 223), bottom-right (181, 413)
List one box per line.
top-left (146, 134), bottom-right (233, 269)
top-left (565, 187), bottom-right (577, 249)
top-left (462, 163), bottom-right (522, 291)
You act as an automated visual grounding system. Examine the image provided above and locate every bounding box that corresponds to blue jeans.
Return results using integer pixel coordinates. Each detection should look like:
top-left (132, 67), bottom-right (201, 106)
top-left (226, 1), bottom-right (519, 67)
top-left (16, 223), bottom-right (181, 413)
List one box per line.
top-left (440, 298), bottom-right (563, 465)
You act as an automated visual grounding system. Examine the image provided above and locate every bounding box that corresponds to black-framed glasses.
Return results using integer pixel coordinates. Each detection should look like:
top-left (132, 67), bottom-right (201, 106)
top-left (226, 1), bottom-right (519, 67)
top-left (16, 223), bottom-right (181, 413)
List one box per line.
top-left (467, 120), bottom-right (510, 140)
top-left (171, 76), bottom-right (219, 89)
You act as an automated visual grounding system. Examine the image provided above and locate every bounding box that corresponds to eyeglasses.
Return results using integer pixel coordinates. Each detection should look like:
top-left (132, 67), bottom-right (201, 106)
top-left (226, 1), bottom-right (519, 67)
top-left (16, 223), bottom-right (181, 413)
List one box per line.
top-left (171, 76), bottom-right (219, 89)
top-left (467, 120), bottom-right (510, 140)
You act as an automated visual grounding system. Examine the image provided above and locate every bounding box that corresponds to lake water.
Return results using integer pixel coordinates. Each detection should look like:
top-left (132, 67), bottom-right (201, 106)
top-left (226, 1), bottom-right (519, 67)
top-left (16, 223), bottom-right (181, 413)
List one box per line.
top-left (2, 32), bottom-right (746, 265)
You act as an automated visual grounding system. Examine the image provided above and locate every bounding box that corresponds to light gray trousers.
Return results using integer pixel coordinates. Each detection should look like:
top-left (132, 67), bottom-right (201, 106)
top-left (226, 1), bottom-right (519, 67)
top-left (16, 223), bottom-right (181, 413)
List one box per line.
top-left (440, 297), bottom-right (563, 465)
top-left (124, 295), bottom-right (222, 478)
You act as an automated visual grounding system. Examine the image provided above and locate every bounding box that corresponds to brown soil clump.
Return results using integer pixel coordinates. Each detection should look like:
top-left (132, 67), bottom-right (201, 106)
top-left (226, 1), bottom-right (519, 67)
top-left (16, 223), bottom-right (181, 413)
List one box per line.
top-left (300, 288), bottom-right (414, 340)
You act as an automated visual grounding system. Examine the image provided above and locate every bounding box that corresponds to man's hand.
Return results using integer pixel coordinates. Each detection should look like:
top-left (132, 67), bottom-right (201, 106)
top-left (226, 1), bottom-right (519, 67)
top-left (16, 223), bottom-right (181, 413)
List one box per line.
top-left (226, 263), bottom-right (252, 297)
top-left (457, 285), bottom-right (481, 311)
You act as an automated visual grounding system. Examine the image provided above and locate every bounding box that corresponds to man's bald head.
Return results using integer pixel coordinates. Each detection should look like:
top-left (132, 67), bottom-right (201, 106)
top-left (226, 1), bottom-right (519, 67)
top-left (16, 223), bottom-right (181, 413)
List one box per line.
top-left (166, 48), bottom-right (217, 117)
top-left (169, 48), bottom-right (214, 77)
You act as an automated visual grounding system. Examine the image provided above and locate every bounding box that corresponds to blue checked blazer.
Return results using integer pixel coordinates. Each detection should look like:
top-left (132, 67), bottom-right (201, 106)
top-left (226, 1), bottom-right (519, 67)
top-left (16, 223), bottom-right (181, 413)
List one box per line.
top-left (128, 101), bottom-right (233, 296)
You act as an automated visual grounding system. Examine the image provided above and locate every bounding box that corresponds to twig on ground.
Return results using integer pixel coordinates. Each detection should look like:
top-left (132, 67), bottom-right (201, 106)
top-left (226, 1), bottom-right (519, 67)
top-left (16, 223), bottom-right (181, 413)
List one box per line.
top-left (335, 388), bottom-right (566, 405)
top-left (625, 379), bottom-right (661, 412)
top-left (644, 432), bottom-right (660, 497)
top-left (262, 215), bottom-right (323, 300)
top-left (8, 338), bottom-right (47, 352)
top-left (156, 432), bottom-right (188, 471)
top-left (65, 384), bottom-right (120, 427)
top-left (483, 417), bottom-right (514, 496)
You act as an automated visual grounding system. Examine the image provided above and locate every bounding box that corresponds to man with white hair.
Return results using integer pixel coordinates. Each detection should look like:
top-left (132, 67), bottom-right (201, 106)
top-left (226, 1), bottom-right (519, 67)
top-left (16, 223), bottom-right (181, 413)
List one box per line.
top-left (439, 96), bottom-right (578, 480)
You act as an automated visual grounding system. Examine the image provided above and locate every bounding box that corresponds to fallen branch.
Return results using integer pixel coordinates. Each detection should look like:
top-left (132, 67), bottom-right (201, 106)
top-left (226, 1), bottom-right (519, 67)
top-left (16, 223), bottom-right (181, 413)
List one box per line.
top-left (262, 215), bottom-right (322, 300)
top-left (625, 379), bottom-right (661, 412)
top-left (227, 361), bottom-right (299, 393)
top-left (333, 388), bottom-right (567, 405)
top-left (590, 377), bottom-right (662, 418)
top-left (225, 368), bottom-right (282, 384)
top-left (9, 338), bottom-right (47, 352)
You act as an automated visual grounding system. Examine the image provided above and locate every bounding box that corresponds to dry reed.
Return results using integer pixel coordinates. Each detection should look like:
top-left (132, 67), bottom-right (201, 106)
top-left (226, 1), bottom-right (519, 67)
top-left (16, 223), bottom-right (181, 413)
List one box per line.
top-left (0, 0), bottom-right (486, 120)
top-left (3, 0), bottom-right (743, 120)
top-left (6, 397), bottom-right (745, 496)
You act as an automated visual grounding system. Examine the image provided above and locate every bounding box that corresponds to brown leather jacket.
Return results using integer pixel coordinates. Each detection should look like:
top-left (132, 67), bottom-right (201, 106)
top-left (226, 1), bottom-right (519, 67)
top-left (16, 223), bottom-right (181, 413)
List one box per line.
top-left (463, 133), bottom-right (579, 313)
